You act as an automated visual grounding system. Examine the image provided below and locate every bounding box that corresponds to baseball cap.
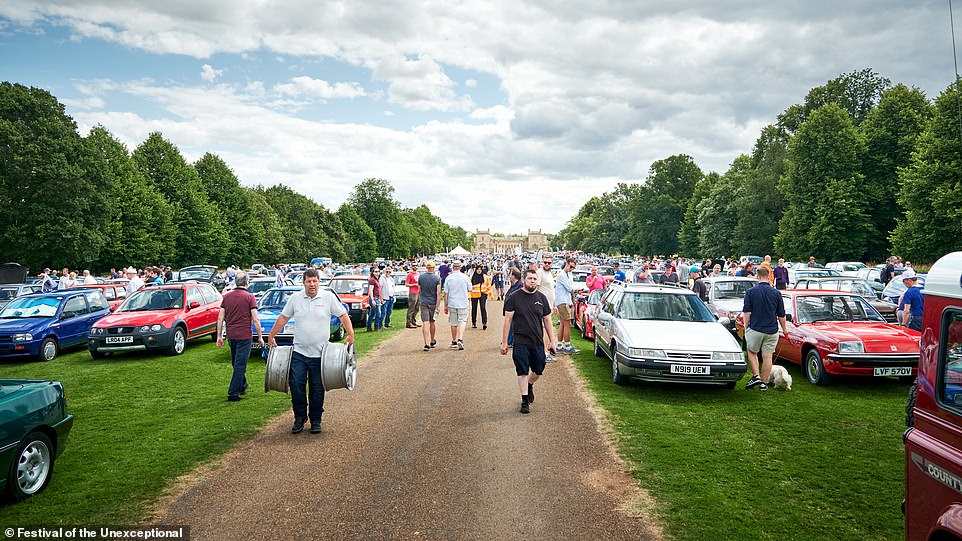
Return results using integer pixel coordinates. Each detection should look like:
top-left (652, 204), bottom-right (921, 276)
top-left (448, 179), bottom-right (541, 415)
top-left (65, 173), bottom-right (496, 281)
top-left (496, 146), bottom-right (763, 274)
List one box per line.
top-left (426, 261), bottom-right (436, 268)
top-left (690, 265), bottom-right (700, 274)
top-left (902, 269), bottom-right (917, 280)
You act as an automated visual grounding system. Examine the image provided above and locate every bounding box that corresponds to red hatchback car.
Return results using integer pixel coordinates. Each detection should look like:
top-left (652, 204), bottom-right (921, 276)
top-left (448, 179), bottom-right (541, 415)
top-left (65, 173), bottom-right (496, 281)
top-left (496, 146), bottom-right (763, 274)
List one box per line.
top-left (87, 282), bottom-right (222, 357)
top-left (71, 283), bottom-right (129, 311)
top-left (736, 289), bottom-right (920, 385)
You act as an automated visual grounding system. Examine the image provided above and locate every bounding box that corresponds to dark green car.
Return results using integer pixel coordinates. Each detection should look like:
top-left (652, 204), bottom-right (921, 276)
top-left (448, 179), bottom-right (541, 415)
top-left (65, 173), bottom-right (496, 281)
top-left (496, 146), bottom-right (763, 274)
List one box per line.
top-left (0, 379), bottom-right (74, 501)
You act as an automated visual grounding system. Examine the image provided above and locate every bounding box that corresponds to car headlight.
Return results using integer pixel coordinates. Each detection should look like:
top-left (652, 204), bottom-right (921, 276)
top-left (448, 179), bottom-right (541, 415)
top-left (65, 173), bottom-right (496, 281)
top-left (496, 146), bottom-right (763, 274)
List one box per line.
top-left (140, 325), bottom-right (150, 332)
top-left (838, 341), bottom-right (864, 354)
top-left (713, 351), bottom-right (744, 361)
top-left (151, 324), bottom-right (163, 332)
top-left (11, 333), bottom-right (33, 341)
top-left (626, 347), bottom-right (667, 359)
top-left (91, 328), bottom-right (104, 335)
top-left (351, 303), bottom-right (361, 309)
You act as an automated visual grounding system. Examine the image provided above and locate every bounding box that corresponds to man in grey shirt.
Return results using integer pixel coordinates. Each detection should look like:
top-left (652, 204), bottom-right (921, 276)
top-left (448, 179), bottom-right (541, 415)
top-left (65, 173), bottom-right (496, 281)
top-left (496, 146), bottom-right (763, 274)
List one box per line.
top-left (417, 261), bottom-right (441, 351)
top-left (443, 260), bottom-right (471, 350)
top-left (269, 268), bottom-right (354, 434)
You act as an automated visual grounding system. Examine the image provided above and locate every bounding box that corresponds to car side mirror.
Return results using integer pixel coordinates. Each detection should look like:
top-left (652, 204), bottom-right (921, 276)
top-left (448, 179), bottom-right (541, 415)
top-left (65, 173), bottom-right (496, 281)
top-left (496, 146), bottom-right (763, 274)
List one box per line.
top-left (785, 314), bottom-right (793, 323)
top-left (188, 301), bottom-right (201, 310)
top-left (597, 312), bottom-right (614, 323)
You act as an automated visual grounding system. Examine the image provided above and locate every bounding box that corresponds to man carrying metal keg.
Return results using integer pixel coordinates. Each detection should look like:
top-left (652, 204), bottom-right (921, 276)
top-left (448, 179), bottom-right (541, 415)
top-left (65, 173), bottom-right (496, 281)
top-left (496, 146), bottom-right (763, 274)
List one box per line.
top-left (269, 268), bottom-right (355, 434)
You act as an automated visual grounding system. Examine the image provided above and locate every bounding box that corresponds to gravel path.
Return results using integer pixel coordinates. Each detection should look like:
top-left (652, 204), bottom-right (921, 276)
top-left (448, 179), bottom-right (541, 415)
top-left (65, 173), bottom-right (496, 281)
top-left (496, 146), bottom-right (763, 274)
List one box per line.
top-left (152, 304), bottom-right (661, 541)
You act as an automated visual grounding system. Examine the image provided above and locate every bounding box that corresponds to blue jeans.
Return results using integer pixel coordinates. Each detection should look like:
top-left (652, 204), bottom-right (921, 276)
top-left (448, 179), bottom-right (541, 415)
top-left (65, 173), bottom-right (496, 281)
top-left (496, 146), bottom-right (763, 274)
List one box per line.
top-left (289, 351), bottom-right (324, 422)
top-left (367, 298), bottom-right (383, 330)
top-left (382, 296), bottom-right (395, 326)
top-left (227, 338), bottom-right (251, 398)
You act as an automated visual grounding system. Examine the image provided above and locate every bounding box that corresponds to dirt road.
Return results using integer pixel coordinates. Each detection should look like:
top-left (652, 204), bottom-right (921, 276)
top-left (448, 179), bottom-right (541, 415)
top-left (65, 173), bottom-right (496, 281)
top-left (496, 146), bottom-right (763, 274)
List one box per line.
top-left (153, 304), bottom-right (660, 540)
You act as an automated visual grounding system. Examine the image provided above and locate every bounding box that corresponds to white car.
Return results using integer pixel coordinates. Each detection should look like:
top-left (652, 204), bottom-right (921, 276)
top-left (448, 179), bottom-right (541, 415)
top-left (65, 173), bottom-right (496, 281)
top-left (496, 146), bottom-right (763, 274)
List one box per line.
top-left (592, 283), bottom-right (747, 388)
top-left (826, 261), bottom-right (867, 277)
top-left (391, 274), bottom-right (409, 307)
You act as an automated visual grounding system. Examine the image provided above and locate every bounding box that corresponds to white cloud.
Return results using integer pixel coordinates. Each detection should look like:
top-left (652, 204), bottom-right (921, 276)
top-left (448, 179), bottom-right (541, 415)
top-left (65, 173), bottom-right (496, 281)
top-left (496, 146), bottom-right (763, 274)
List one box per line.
top-left (6, 0), bottom-right (954, 233)
top-left (200, 64), bottom-right (223, 82)
top-left (273, 76), bottom-right (366, 100)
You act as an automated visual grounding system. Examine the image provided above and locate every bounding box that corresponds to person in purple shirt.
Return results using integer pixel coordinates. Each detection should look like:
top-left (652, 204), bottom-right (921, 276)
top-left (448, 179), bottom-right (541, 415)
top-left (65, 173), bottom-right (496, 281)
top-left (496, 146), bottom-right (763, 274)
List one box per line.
top-left (438, 259), bottom-right (452, 291)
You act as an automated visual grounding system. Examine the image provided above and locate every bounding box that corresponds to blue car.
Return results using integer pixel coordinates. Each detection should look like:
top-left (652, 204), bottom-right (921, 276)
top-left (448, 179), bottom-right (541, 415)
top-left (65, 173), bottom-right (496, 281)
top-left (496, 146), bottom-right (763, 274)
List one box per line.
top-left (0, 290), bottom-right (110, 361)
top-left (255, 286), bottom-right (347, 349)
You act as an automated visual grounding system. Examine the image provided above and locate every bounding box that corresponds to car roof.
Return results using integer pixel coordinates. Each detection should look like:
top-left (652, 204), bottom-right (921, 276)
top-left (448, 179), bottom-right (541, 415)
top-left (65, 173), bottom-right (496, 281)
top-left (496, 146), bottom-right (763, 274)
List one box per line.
top-left (782, 289), bottom-right (861, 297)
top-left (23, 289), bottom-right (90, 298)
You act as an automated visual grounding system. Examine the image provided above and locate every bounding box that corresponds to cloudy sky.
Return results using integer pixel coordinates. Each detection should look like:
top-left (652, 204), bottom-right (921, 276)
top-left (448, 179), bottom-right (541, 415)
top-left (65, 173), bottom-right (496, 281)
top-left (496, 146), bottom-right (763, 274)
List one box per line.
top-left (0, 1), bottom-right (955, 235)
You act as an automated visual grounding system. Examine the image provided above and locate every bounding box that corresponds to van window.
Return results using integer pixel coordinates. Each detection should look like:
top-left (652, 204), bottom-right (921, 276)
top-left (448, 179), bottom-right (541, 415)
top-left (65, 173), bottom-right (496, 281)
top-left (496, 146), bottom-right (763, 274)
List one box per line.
top-left (939, 310), bottom-right (962, 408)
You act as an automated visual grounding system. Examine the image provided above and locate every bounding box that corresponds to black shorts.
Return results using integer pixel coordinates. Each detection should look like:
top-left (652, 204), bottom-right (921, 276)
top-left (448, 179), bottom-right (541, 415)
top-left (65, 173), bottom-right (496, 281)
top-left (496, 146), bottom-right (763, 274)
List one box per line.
top-left (512, 344), bottom-right (546, 376)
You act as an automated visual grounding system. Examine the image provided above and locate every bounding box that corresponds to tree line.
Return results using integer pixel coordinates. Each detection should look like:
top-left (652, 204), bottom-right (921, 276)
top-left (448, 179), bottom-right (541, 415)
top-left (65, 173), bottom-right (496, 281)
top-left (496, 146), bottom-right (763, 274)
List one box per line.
top-left (555, 68), bottom-right (962, 264)
top-left (0, 82), bottom-right (472, 273)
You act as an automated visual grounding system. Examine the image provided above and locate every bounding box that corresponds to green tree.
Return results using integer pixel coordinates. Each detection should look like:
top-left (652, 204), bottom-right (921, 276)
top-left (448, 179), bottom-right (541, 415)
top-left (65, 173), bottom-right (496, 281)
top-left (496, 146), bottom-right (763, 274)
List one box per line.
top-left (859, 84), bottom-right (933, 259)
top-left (194, 153), bottom-right (264, 266)
top-left (775, 104), bottom-right (873, 261)
top-left (132, 133), bottom-right (229, 266)
top-left (0, 83), bottom-right (110, 270)
top-left (247, 188), bottom-right (286, 263)
top-left (261, 184), bottom-right (329, 263)
top-left (779, 68), bottom-right (891, 132)
top-left (349, 178), bottom-right (407, 258)
top-left (85, 126), bottom-right (176, 269)
top-left (698, 163), bottom-right (743, 257)
top-left (891, 83), bottom-right (962, 261)
top-left (336, 203), bottom-right (378, 262)
top-left (626, 155), bottom-right (702, 255)
top-left (732, 126), bottom-right (788, 256)
top-left (678, 173), bottom-right (714, 256)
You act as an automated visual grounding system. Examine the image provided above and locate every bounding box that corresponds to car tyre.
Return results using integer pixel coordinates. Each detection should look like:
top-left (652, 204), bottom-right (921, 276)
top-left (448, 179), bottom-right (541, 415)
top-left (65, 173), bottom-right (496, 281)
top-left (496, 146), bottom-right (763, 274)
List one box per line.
top-left (167, 327), bottom-right (186, 356)
top-left (612, 357), bottom-right (629, 385)
top-left (38, 337), bottom-right (57, 362)
top-left (89, 348), bottom-right (106, 360)
top-left (804, 349), bottom-right (833, 386)
top-left (593, 336), bottom-right (606, 358)
top-left (5, 432), bottom-right (53, 502)
top-left (332, 325), bottom-right (345, 341)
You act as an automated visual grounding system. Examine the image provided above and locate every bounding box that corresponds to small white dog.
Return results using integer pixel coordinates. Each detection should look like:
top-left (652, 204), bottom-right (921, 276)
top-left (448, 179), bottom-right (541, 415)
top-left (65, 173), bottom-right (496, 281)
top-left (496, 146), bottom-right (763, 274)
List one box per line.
top-left (767, 365), bottom-right (793, 391)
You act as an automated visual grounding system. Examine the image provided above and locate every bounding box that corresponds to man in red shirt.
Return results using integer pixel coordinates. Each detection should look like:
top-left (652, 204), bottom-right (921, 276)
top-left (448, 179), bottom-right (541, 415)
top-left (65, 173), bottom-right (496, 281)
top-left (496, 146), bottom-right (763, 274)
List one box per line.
top-left (216, 272), bottom-right (265, 402)
top-left (405, 266), bottom-right (421, 328)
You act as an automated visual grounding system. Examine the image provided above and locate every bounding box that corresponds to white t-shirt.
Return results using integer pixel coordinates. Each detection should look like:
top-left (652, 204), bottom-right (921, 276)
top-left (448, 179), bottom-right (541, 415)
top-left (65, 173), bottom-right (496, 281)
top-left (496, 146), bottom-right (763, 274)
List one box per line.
top-left (281, 289), bottom-right (348, 357)
top-left (380, 274), bottom-right (395, 299)
top-left (127, 276), bottom-right (144, 297)
top-left (443, 271), bottom-right (471, 309)
top-left (536, 267), bottom-right (556, 307)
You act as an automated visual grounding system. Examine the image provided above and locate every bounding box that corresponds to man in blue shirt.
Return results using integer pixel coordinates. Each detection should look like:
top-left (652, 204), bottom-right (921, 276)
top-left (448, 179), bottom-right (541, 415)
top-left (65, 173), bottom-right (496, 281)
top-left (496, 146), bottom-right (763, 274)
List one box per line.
top-left (900, 269), bottom-right (924, 331)
top-left (742, 266), bottom-right (788, 391)
top-left (612, 262), bottom-right (626, 283)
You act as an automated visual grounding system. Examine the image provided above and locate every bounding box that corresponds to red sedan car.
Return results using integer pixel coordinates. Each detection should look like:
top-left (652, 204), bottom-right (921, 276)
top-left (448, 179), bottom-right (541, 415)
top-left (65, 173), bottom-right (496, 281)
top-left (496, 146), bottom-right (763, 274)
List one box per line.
top-left (736, 289), bottom-right (920, 385)
top-left (87, 282), bottom-right (222, 358)
top-left (574, 288), bottom-right (604, 340)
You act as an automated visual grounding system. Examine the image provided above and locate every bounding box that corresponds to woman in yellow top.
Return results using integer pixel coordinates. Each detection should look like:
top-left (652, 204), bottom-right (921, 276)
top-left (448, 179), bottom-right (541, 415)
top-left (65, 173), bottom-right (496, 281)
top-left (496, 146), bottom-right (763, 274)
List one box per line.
top-left (469, 266), bottom-right (494, 330)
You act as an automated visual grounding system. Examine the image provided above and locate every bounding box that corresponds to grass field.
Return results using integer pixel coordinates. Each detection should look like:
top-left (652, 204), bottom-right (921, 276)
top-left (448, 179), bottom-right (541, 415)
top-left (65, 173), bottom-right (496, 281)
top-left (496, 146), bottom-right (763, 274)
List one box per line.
top-left (568, 332), bottom-right (909, 541)
top-left (0, 325), bottom-right (400, 525)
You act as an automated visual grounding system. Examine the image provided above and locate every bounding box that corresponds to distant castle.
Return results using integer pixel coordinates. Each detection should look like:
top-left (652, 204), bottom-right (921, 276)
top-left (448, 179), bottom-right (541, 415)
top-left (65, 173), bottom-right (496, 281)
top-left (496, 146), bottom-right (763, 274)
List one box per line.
top-left (473, 229), bottom-right (549, 253)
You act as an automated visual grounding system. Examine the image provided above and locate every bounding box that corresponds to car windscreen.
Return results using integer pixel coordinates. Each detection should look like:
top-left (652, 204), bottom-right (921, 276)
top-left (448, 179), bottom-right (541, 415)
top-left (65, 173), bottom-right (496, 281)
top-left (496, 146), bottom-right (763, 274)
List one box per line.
top-left (838, 280), bottom-right (876, 298)
top-left (119, 289), bottom-right (183, 311)
top-left (178, 268), bottom-right (215, 280)
top-left (794, 295), bottom-right (885, 323)
top-left (0, 296), bottom-right (60, 318)
top-left (331, 279), bottom-right (369, 295)
top-left (842, 263), bottom-right (865, 272)
top-left (572, 272), bottom-right (588, 283)
top-left (882, 274), bottom-right (927, 299)
top-left (259, 289), bottom-right (294, 309)
top-left (248, 281), bottom-right (275, 294)
top-left (587, 289), bottom-right (603, 304)
top-left (712, 280), bottom-right (756, 300)
top-left (616, 292), bottom-right (715, 322)
top-left (393, 275), bottom-right (406, 286)
top-left (0, 287), bottom-right (20, 300)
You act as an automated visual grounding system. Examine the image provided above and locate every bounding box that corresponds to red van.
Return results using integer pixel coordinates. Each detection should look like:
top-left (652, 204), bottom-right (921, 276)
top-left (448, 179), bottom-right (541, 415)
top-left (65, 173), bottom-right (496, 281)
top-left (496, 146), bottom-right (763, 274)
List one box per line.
top-left (904, 251), bottom-right (962, 540)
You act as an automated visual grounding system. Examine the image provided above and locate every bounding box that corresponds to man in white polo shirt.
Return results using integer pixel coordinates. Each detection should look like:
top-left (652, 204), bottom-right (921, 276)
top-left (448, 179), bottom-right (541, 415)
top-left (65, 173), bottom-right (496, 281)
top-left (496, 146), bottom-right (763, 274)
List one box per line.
top-left (442, 260), bottom-right (471, 350)
top-left (269, 268), bottom-right (355, 434)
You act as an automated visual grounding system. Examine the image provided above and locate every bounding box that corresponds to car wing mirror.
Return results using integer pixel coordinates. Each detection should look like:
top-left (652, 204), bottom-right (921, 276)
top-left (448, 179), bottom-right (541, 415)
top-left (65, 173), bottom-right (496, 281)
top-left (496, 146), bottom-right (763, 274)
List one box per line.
top-left (785, 313), bottom-right (793, 323)
top-left (188, 301), bottom-right (201, 310)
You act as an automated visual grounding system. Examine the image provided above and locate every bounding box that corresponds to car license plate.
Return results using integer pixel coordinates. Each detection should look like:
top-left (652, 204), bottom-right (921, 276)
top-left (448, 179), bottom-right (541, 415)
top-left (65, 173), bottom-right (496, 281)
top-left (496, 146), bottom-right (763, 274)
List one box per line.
top-left (874, 367), bottom-right (913, 377)
top-left (105, 336), bottom-right (133, 344)
top-left (670, 364), bottom-right (710, 375)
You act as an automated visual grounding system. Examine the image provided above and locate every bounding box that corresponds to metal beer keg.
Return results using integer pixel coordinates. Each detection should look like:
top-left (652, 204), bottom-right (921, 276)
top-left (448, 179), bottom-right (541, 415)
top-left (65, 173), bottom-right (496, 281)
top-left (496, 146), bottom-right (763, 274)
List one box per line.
top-left (264, 343), bottom-right (356, 393)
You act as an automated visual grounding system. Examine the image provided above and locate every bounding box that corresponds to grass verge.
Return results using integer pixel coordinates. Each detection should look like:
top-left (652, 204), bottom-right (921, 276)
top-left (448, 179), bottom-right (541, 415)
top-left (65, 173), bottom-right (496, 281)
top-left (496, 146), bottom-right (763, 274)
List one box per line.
top-left (0, 324), bottom-right (401, 525)
top-left (568, 332), bottom-right (908, 541)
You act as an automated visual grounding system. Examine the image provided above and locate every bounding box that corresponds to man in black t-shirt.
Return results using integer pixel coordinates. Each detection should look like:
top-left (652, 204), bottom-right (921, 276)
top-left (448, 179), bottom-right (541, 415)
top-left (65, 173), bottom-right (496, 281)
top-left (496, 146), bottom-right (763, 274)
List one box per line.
top-left (501, 269), bottom-right (556, 414)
